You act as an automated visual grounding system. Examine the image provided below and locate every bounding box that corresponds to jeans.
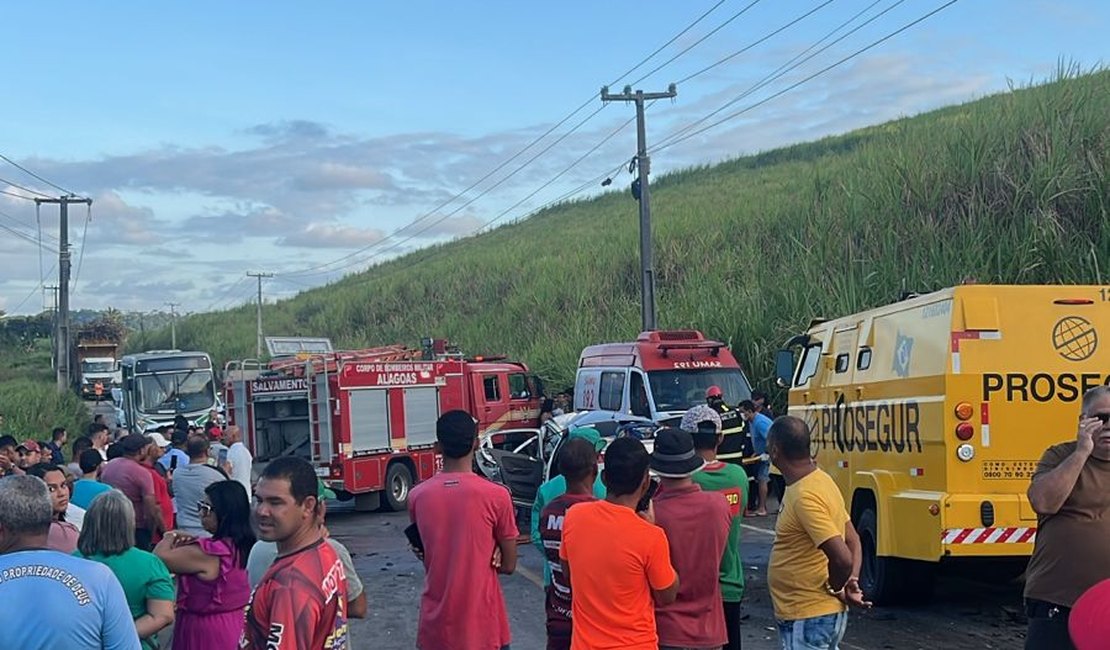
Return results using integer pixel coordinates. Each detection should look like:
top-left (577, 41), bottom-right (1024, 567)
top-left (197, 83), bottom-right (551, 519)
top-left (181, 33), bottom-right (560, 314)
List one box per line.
top-left (776, 611), bottom-right (848, 650)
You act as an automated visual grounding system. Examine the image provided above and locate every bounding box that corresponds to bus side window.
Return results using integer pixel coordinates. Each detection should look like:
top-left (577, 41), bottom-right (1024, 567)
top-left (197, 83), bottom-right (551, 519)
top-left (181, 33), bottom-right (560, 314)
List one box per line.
top-left (629, 372), bottom-right (650, 418)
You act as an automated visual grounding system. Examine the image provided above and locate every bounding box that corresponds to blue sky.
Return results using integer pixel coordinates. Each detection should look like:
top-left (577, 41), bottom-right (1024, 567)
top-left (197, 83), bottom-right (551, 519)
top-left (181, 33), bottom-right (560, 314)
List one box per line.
top-left (0, 0), bottom-right (1105, 314)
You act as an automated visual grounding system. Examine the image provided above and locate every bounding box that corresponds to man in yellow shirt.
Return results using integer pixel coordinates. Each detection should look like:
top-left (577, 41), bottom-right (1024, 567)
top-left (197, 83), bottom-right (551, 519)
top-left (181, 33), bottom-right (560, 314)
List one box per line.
top-left (768, 416), bottom-right (869, 649)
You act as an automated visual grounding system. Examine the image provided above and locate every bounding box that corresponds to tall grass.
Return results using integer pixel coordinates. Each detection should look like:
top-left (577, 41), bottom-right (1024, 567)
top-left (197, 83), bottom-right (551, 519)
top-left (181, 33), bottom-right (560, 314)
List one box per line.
top-left (0, 339), bottom-right (91, 440)
top-left (135, 68), bottom-right (1109, 396)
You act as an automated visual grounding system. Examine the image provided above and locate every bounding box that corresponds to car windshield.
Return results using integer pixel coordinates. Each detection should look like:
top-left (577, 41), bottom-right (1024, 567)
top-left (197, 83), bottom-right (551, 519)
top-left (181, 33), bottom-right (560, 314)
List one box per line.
top-left (82, 361), bottom-right (115, 373)
top-left (647, 368), bottom-right (751, 412)
top-left (136, 370), bottom-right (216, 414)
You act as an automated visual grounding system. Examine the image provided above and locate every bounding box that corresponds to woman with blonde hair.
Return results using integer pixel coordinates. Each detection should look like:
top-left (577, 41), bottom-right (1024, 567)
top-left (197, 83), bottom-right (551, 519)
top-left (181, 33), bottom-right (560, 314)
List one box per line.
top-left (74, 490), bottom-right (176, 650)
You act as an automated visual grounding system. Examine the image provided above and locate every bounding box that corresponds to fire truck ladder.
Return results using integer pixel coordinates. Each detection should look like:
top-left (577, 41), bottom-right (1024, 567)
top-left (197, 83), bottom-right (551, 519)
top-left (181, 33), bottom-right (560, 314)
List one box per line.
top-left (268, 344), bottom-right (424, 377)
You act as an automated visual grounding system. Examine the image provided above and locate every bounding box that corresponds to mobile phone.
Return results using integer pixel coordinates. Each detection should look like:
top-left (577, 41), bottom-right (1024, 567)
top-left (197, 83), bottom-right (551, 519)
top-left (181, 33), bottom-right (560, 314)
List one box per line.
top-left (636, 476), bottom-right (661, 512)
top-left (170, 454), bottom-right (178, 471)
top-left (404, 523), bottom-right (425, 553)
top-left (217, 447), bottom-right (228, 466)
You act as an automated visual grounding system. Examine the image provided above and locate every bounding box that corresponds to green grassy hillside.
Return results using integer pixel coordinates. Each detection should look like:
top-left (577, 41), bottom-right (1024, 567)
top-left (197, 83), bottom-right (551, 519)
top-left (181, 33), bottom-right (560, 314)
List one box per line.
top-left (134, 68), bottom-right (1110, 393)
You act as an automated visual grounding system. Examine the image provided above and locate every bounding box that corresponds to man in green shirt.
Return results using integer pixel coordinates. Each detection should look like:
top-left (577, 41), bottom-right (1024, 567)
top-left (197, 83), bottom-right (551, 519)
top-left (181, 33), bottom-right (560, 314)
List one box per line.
top-left (531, 426), bottom-right (607, 586)
top-left (682, 404), bottom-right (749, 650)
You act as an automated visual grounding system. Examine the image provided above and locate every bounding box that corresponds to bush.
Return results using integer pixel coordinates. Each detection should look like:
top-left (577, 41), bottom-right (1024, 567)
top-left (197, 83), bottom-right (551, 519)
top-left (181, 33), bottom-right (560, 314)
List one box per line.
top-left (0, 378), bottom-right (91, 443)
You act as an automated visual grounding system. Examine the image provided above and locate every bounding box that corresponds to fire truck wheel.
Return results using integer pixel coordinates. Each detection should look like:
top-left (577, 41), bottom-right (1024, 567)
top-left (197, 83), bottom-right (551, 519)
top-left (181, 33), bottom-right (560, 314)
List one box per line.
top-left (857, 506), bottom-right (935, 605)
top-left (385, 462), bottom-right (414, 512)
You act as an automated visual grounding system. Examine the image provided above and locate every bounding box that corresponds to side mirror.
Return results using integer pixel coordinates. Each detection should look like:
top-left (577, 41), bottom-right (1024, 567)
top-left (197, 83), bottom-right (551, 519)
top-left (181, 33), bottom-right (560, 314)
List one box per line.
top-left (774, 349), bottom-right (795, 388)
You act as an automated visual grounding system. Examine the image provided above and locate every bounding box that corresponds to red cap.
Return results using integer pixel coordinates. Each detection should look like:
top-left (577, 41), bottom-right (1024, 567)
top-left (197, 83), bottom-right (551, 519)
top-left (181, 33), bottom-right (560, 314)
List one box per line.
top-left (18, 440), bottom-right (41, 453)
top-left (706, 385), bottom-right (723, 399)
top-left (1071, 578), bottom-right (1110, 649)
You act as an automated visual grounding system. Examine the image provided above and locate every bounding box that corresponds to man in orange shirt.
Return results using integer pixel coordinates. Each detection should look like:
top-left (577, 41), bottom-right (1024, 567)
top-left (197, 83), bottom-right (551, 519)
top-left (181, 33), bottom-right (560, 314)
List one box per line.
top-left (560, 436), bottom-right (679, 650)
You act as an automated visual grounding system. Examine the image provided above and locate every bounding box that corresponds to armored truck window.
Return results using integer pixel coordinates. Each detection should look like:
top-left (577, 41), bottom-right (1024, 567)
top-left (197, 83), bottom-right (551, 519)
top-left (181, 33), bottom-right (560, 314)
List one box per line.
top-left (835, 353), bottom-right (850, 374)
top-left (857, 348), bottom-right (872, 371)
top-left (795, 343), bottom-right (823, 387)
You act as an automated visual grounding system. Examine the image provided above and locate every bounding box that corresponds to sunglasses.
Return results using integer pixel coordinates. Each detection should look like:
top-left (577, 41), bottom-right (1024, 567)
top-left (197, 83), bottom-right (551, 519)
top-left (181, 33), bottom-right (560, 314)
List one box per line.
top-left (1092, 413), bottom-right (1110, 425)
top-left (197, 501), bottom-right (213, 516)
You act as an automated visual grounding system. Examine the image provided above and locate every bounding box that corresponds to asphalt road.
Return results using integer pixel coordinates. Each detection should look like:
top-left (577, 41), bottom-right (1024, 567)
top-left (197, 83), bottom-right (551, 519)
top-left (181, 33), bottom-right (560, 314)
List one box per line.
top-left (328, 506), bottom-right (1028, 650)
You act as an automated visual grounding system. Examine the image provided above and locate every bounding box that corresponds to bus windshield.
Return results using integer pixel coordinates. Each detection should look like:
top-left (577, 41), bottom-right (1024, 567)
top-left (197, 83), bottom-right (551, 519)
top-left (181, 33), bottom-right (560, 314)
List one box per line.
top-left (136, 370), bottom-right (216, 414)
top-left (647, 368), bottom-right (752, 413)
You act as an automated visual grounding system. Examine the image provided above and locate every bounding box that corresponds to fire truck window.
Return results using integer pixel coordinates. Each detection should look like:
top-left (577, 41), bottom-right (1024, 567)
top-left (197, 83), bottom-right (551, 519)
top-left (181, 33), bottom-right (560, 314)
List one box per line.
top-left (795, 343), bottom-right (823, 387)
top-left (509, 373), bottom-right (530, 399)
top-left (629, 372), bottom-right (650, 418)
top-left (483, 375), bottom-right (501, 402)
top-left (599, 371), bottom-right (626, 412)
top-left (834, 353), bottom-right (850, 374)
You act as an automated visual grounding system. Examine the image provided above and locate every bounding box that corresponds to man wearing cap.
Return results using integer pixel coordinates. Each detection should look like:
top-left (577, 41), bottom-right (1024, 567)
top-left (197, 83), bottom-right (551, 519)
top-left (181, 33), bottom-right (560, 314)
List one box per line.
top-left (141, 433), bottom-right (174, 542)
top-left (682, 405), bottom-right (750, 650)
top-left (17, 440), bottom-right (42, 470)
top-left (650, 427), bottom-right (732, 650)
top-left (101, 433), bottom-right (165, 550)
top-left (739, 400), bottom-right (774, 516)
top-left (531, 427), bottom-right (607, 586)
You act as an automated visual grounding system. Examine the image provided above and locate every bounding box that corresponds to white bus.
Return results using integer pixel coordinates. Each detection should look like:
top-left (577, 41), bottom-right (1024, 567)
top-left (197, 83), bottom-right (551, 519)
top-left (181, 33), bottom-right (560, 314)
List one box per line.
top-left (120, 350), bottom-right (218, 432)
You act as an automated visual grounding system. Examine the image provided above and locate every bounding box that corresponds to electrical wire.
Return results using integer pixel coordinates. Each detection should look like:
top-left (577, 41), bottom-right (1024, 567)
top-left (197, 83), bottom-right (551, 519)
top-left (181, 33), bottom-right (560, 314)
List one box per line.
top-left (71, 204), bottom-right (92, 291)
top-left (0, 152), bottom-right (75, 196)
top-left (0, 188), bottom-right (40, 202)
top-left (0, 176), bottom-right (52, 199)
top-left (654, 0), bottom-right (937, 154)
top-left (0, 219), bottom-right (58, 252)
top-left (629, 0), bottom-right (764, 87)
top-left (203, 275), bottom-right (250, 312)
top-left (7, 261), bottom-right (57, 316)
top-left (675, 0), bottom-right (839, 85)
top-left (275, 0), bottom-right (737, 279)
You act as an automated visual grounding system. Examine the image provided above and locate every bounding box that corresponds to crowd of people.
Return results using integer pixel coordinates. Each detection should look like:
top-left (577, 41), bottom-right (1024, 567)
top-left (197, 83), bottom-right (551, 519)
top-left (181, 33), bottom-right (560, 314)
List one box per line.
top-left (0, 413), bottom-right (365, 650)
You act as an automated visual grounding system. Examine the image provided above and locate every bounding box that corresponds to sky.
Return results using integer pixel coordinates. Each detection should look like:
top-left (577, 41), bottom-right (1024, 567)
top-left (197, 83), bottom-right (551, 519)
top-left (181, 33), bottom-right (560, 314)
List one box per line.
top-left (0, 0), bottom-right (1105, 315)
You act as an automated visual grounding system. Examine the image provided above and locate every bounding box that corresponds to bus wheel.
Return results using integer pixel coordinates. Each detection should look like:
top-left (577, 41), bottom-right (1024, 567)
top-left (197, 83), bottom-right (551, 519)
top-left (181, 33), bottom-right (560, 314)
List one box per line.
top-left (857, 506), bottom-right (935, 605)
top-left (385, 463), bottom-right (414, 512)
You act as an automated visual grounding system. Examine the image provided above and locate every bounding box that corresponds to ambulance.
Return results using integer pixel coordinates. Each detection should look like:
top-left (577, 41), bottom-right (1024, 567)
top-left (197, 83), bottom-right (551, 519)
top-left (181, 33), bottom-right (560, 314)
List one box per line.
top-left (574, 329), bottom-right (753, 457)
top-left (775, 285), bottom-right (1110, 604)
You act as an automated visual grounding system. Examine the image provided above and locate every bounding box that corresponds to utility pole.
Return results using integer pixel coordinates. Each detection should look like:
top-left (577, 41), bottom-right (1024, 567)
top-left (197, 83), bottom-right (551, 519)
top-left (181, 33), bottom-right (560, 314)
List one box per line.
top-left (246, 272), bottom-right (273, 359)
top-left (44, 285), bottom-right (59, 374)
top-left (164, 302), bottom-right (180, 349)
top-left (601, 83), bottom-right (676, 332)
top-left (35, 195), bottom-right (93, 391)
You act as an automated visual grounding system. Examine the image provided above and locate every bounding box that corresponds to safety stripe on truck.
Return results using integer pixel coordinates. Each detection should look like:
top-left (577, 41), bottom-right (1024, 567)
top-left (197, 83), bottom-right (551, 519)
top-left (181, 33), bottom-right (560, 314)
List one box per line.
top-left (942, 527), bottom-right (1036, 545)
top-left (950, 330), bottom-right (1002, 374)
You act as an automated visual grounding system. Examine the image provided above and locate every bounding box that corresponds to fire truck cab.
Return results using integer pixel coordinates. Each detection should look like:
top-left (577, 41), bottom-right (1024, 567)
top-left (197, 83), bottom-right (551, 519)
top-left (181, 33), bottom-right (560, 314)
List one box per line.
top-left (225, 338), bottom-right (544, 511)
top-left (573, 330), bottom-right (753, 455)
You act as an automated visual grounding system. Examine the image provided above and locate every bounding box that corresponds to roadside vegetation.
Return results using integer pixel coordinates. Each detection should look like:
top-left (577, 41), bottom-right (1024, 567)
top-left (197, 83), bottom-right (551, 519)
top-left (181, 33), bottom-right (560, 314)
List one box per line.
top-left (0, 335), bottom-right (91, 439)
top-left (134, 66), bottom-right (1109, 392)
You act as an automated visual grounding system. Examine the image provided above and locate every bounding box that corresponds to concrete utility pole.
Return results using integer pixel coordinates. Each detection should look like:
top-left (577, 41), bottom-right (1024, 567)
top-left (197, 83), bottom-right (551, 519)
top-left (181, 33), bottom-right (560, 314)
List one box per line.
top-left (164, 302), bottom-right (180, 349)
top-left (44, 284), bottom-right (59, 373)
top-left (601, 83), bottom-right (676, 332)
top-left (246, 272), bottom-right (273, 359)
top-left (35, 195), bottom-right (93, 391)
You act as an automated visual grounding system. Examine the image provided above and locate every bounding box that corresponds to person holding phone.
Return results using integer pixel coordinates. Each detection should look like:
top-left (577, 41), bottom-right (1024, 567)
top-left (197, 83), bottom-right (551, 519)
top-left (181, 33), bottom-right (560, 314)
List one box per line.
top-left (649, 427), bottom-right (732, 650)
top-left (560, 436), bottom-right (679, 650)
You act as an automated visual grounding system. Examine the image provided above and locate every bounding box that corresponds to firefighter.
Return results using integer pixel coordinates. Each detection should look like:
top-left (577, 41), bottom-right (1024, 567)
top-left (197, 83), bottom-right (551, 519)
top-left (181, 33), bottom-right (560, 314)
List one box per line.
top-left (705, 386), bottom-right (749, 465)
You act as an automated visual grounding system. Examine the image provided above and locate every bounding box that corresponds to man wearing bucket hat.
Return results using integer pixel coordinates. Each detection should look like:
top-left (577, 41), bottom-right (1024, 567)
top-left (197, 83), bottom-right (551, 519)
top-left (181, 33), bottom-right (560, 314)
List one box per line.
top-left (651, 427), bottom-right (733, 650)
top-left (683, 405), bottom-right (749, 650)
top-left (530, 426), bottom-right (608, 586)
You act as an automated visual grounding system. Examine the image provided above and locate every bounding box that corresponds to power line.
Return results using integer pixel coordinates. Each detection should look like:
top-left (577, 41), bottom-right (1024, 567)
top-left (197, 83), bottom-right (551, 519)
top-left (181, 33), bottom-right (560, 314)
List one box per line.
top-left (274, 0), bottom-right (738, 279)
top-left (203, 275), bottom-right (251, 312)
top-left (675, 0), bottom-right (839, 85)
top-left (652, 0), bottom-right (941, 153)
top-left (629, 0), bottom-right (764, 87)
top-left (0, 214), bottom-right (59, 252)
top-left (0, 188), bottom-right (41, 202)
top-left (7, 262), bottom-right (57, 316)
top-left (0, 176), bottom-right (52, 199)
top-left (0, 152), bottom-right (75, 196)
top-left (71, 204), bottom-right (92, 291)
top-left (655, 0), bottom-right (898, 151)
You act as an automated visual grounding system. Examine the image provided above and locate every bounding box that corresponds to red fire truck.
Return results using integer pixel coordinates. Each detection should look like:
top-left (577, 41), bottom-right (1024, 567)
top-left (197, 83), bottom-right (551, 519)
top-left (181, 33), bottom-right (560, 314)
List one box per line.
top-left (224, 338), bottom-right (545, 511)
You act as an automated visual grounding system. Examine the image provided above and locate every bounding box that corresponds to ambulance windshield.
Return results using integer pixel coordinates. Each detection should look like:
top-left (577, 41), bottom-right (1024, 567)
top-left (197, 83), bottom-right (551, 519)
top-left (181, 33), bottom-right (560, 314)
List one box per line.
top-left (648, 369), bottom-right (752, 413)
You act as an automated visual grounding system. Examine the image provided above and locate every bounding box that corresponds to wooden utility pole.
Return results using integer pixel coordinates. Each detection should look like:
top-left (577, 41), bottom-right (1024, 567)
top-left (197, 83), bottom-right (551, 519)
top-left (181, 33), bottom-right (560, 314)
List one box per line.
top-left (601, 84), bottom-right (676, 332)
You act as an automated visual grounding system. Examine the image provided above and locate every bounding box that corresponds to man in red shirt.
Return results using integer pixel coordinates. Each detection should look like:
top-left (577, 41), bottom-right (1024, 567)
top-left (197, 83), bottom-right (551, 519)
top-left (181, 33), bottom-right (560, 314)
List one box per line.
top-left (243, 456), bottom-right (349, 650)
top-left (650, 427), bottom-right (732, 650)
top-left (141, 434), bottom-right (174, 541)
top-left (539, 437), bottom-right (601, 650)
top-left (409, 410), bottom-right (518, 650)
